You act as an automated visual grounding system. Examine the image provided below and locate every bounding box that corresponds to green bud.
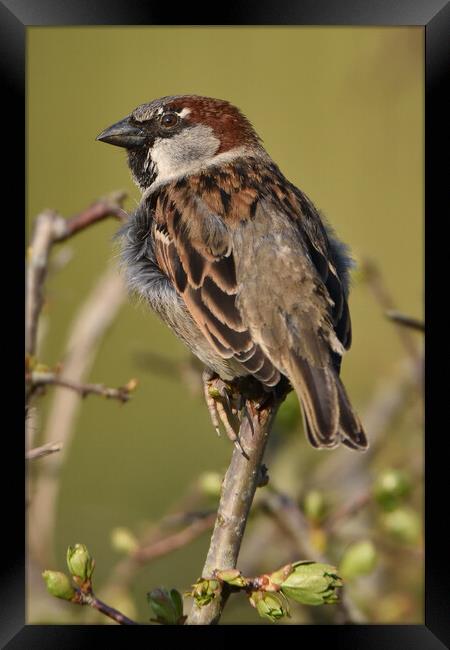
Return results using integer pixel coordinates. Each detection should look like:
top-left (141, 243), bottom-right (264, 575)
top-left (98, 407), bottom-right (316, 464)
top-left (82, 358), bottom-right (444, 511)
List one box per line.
top-left (215, 569), bottom-right (248, 588)
top-left (198, 472), bottom-right (222, 499)
top-left (374, 469), bottom-right (411, 511)
top-left (42, 570), bottom-right (75, 601)
top-left (111, 527), bottom-right (138, 555)
top-left (147, 587), bottom-right (184, 625)
top-left (340, 540), bottom-right (378, 580)
top-left (190, 578), bottom-right (221, 607)
top-left (280, 561), bottom-right (343, 606)
top-left (249, 590), bottom-right (289, 622)
top-left (303, 490), bottom-right (327, 523)
top-left (66, 544), bottom-right (95, 582)
top-left (381, 507), bottom-right (421, 545)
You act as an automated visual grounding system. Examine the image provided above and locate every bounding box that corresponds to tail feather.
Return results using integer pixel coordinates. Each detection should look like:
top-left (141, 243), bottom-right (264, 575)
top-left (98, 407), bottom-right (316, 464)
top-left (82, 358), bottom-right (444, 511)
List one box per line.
top-left (288, 356), bottom-right (368, 451)
top-left (335, 378), bottom-right (368, 449)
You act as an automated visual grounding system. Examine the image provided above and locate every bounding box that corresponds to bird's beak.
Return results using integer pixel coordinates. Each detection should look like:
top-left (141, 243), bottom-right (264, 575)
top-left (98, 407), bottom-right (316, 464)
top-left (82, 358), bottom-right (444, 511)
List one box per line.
top-left (96, 116), bottom-right (146, 149)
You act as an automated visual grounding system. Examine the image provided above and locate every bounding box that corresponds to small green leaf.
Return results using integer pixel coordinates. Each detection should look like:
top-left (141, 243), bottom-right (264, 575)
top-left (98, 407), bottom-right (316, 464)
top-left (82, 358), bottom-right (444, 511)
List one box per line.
top-left (280, 561), bottom-right (343, 606)
top-left (249, 590), bottom-right (289, 622)
top-left (147, 587), bottom-right (184, 624)
top-left (190, 578), bottom-right (221, 607)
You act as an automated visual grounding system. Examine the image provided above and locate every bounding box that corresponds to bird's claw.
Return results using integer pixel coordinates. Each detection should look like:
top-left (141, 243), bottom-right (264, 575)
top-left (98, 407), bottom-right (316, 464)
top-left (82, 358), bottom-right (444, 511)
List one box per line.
top-left (202, 370), bottom-right (248, 458)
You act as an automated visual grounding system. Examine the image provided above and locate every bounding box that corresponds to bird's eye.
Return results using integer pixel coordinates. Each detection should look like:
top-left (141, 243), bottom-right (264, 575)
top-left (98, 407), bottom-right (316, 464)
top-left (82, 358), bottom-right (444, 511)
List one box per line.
top-left (160, 113), bottom-right (179, 129)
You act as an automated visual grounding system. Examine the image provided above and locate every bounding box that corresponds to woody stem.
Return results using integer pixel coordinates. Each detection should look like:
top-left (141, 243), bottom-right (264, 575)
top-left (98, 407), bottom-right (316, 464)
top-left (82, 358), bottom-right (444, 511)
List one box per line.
top-left (186, 395), bottom-right (281, 625)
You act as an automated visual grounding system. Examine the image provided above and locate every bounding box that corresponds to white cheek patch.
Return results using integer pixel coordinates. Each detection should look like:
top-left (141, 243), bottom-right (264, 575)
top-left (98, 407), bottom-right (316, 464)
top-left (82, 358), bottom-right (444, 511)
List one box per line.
top-left (143, 122), bottom-right (266, 194)
top-left (150, 124), bottom-right (220, 183)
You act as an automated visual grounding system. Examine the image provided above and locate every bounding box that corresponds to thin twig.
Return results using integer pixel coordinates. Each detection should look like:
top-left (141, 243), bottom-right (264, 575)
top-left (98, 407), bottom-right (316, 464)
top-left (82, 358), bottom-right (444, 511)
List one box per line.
top-left (133, 513), bottom-right (216, 564)
top-left (258, 488), bottom-right (365, 623)
top-left (385, 310), bottom-right (425, 332)
top-left (28, 371), bottom-right (134, 403)
top-left (26, 441), bottom-right (63, 461)
top-left (27, 267), bottom-right (127, 570)
top-left (104, 492), bottom-right (214, 592)
top-left (74, 589), bottom-right (138, 625)
top-left (361, 258), bottom-right (422, 366)
top-left (324, 492), bottom-right (372, 534)
top-left (259, 488), bottom-right (324, 562)
top-left (55, 191), bottom-right (128, 242)
top-left (186, 397), bottom-right (282, 625)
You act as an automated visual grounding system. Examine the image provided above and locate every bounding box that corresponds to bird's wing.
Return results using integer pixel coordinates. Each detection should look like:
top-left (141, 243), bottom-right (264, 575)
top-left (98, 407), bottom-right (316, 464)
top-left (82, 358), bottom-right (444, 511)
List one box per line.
top-left (288, 187), bottom-right (352, 355)
top-left (150, 181), bottom-right (280, 386)
top-left (231, 184), bottom-right (365, 450)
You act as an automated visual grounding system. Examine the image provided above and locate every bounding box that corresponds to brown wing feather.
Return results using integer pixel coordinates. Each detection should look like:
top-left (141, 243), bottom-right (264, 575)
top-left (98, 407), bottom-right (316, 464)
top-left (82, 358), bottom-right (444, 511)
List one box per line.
top-left (290, 190), bottom-right (352, 354)
top-left (152, 184), bottom-right (280, 386)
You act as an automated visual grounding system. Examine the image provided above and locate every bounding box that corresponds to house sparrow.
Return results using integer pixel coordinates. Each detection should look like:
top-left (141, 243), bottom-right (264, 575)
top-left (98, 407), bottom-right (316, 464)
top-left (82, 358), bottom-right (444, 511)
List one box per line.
top-left (97, 95), bottom-right (367, 451)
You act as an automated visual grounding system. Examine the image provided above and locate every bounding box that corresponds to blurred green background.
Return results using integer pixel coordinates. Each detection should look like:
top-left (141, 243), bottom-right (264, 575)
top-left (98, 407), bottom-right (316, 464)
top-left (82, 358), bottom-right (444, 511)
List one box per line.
top-left (27, 27), bottom-right (423, 624)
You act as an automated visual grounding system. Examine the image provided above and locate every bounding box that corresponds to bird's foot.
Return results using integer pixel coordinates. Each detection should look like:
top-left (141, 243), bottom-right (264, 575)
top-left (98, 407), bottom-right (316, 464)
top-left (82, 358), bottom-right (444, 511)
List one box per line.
top-left (202, 369), bottom-right (248, 458)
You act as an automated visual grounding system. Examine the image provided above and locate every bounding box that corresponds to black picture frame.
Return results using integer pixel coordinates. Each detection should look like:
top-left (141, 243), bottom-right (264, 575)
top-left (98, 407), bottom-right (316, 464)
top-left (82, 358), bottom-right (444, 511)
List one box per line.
top-left (6, 0), bottom-right (448, 646)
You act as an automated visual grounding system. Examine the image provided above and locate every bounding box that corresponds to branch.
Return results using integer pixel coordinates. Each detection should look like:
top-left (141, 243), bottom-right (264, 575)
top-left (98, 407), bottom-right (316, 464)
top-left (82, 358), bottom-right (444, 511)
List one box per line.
top-left (324, 492), bottom-right (371, 534)
top-left (26, 441), bottom-right (63, 461)
top-left (133, 513), bottom-right (216, 564)
top-left (27, 267), bottom-right (127, 569)
top-left (186, 396), bottom-right (282, 625)
top-left (28, 370), bottom-right (136, 403)
top-left (26, 210), bottom-right (58, 358)
top-left (90, 512), bottom-right (215, 595)
top-left (385, 310), bottom-right (425, 332)
top-left (259, 488), bottom-right (365, 623)
top-left (25, 192), bottom-right (127, 358)
top-left (74, 590), bottom-right (138, 625)
top-left (361, 258), bottom-right (422, 366)
top-left (55, 191), bottom-right (128, 242)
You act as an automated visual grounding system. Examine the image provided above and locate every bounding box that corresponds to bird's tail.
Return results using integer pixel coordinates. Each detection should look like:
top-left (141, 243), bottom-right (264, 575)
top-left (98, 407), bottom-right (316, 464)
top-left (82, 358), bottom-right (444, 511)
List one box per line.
top-left (286, 355), bottom-right (368, 450)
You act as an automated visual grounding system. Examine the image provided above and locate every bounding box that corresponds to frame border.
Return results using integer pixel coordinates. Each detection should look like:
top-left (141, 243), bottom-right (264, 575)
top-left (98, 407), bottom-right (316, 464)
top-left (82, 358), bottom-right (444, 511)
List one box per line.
top-left (5, 0), bottom-right (448, 646)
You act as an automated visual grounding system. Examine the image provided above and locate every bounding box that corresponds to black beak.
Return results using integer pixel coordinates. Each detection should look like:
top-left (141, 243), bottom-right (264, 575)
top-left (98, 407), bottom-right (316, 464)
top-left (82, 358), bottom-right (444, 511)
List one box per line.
top-left (96, 116), bottom-right (146, 149)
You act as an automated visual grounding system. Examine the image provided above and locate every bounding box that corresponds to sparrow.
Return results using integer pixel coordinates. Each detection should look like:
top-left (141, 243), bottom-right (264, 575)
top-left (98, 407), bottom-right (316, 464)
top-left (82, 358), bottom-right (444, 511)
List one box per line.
top-left (97, 95), bottom-right (367, 451)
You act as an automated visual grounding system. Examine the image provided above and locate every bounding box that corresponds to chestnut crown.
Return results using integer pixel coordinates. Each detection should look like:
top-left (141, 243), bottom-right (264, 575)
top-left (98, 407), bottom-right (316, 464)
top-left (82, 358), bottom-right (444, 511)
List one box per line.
top-left (97, 95), bottom-right (264, 189)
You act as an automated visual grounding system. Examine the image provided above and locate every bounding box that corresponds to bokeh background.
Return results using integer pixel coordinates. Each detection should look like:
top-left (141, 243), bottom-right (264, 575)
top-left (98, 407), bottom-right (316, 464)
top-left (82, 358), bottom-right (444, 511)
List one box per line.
top-left (26, 27), bottom-right (424, 624)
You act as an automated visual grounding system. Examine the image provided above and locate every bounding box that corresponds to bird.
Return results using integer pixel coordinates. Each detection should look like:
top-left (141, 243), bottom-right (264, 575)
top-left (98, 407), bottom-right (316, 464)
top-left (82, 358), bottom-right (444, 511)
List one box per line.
top-left (97, 95), bottom-right (367, 451)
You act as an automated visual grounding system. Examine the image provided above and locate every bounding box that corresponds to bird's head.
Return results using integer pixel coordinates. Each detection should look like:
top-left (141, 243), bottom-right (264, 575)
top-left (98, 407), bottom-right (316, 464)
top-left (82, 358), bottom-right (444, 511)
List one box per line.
top-left (96, 95), bottom-right (264, 191)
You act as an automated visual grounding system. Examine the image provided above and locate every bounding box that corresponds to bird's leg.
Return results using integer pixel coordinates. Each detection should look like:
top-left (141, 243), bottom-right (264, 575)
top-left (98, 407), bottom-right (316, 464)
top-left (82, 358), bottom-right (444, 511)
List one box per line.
top-left (203, 369), bottom-right (222, 436)
top-left (202, 369), bottom-right (248, 457)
